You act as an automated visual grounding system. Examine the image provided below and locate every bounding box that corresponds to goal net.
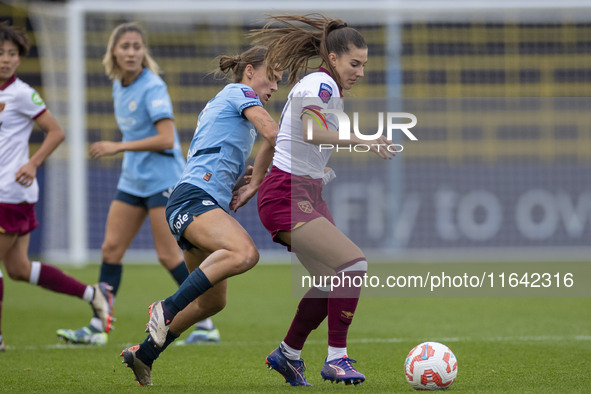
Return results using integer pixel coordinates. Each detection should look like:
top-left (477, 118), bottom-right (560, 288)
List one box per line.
top-left (28, 1), bottom-right (591, 264)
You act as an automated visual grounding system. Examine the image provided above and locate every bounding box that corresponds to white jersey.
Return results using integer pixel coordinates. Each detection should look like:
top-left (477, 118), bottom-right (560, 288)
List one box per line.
top-left (273, 70), bottom-right (343, 179)
top-left (0, 75), bottom-right (47, 203)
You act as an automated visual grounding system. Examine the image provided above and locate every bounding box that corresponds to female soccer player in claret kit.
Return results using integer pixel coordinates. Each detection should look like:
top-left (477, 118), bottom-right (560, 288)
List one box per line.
top-left (250, 14), bottom-right (393, 386)
top-left (57, 22), bottom-right (219, 346)
top-left (120, 46), bottom-right (282, 386)
top-left (0, 22), bottom-right (113, 352)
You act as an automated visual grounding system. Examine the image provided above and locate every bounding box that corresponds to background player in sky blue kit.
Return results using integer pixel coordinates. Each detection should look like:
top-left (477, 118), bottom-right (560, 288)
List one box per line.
top-left (57, 22), bottom-right (218, 346)
top-left (120, 46), bottom-right (282, 386)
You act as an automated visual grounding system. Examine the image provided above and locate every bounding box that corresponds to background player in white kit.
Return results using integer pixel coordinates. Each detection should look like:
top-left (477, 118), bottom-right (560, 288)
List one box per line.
top-left (0, 22), bottom-right (113, 352)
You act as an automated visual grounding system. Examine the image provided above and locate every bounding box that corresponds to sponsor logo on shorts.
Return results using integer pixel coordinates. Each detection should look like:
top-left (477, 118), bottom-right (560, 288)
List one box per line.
top-left (162, 187), bottom-right (173, 199)
top-left (173, 213), bottom-right (189, 233)
top-left (297, 200), bottom-right (313, 214)
top-left (203, 172), bottom-right (212, 181)
top-left (202, 200), bottom-right (214, 206)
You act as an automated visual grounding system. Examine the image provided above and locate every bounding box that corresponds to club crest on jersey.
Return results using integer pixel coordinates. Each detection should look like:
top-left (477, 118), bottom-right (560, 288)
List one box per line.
top-left (203, 172), bottom-right (212, 182)
top-left (297, 201), bottom-right (313, 214)
top-left (318, 83), bottom-right (333, 104)
top-left (241, 88), bottom-right (258, 99)
top-left (0, 102), bottom-right (5, 113)
top-left (128, 100), bottom-right (137, 111)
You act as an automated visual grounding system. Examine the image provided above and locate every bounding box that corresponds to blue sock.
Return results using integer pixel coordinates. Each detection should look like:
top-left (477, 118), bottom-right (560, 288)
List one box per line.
top-left (169, 262), bottom-right (189, 286)
top-left (136, 331), bottom-right (179, 367)
top-left (99, 261), bottom-right (122, 296)
top-left (164, 267), bottom-right (212, 315)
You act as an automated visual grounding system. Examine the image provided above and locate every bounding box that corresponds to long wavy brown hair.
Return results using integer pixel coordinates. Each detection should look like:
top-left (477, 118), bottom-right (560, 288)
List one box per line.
top-left (250, 14), bottom-right (366, 90)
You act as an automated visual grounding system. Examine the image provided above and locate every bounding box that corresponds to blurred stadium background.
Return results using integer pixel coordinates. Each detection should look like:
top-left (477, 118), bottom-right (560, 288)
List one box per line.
top-left (2, 0), bottom-right (591, 264)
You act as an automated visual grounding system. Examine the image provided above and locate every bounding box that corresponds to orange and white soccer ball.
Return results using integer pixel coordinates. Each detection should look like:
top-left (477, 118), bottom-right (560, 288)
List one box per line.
top-left (404, 342), bottom-right (458, 390)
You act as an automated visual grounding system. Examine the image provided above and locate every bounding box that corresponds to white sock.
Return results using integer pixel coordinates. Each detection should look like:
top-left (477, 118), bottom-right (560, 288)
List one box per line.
top-left (82, 286), bottom-right (94, 303)
top-left (195, 318), bottom-right (215, 330)
top-left (281, 341), bottom-right (302, 361)
top-left (29, 261), bottom-right (41, 285)
top-left (327, 346), bottom-right (347, 361)
top-left (89, 317), bottom-right (103, 332)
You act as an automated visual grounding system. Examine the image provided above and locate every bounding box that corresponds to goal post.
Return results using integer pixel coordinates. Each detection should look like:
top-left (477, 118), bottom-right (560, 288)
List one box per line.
top-left (28, 0), bottom-right (591, 265)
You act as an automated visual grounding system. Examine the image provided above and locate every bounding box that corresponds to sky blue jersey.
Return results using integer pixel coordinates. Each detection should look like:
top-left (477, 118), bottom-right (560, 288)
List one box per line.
top-left (177, 83), bottom-right (262, 212)
top-left (113, 67), bottom-right (185, 197)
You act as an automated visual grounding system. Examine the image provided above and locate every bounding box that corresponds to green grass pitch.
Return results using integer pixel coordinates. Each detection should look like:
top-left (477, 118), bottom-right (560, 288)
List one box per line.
top-left (0, 263), bottom-right (589, 392)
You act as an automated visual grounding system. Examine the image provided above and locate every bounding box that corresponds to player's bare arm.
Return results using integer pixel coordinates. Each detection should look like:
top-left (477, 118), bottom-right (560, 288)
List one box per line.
top-left (90, 118), bottom-right (175, 158)
top-left (15, 110), bottom-right (65, 187)
top-left (243, 105), bottom-right (278, 146)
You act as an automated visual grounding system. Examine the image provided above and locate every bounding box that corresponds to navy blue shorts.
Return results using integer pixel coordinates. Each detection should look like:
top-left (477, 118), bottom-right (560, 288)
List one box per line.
top-left (165, 183), bottom-right (222, 250)
top-left (115, 188), bottom-right (173, 209)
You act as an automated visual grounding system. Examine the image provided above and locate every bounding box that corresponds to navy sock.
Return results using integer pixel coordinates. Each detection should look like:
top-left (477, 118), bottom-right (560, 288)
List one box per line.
top-left (99, 262), bottom-right (122, 296)
top-left (136, 331), bottom-right (180, 367)
top-left (164, 267), bottom-right (212, 315)
top-left (169, 262), bottom-right (189, 286)
top-left (93, 262), bottom-right (122, 319)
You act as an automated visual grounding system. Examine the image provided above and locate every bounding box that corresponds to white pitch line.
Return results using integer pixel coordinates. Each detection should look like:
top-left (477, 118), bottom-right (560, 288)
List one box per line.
top-left (4, 335), bottom-right (590, 352)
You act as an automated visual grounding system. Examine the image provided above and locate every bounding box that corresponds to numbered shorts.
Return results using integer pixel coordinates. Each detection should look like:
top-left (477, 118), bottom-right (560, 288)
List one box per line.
top-left (257, 166), bottom-right (335, 251)
top-left (0, 202), bottom-right (39, 235)
top-left (165, 183), bottom-right (222, 250)
top-left (115, 187), bottom-right (173, 209)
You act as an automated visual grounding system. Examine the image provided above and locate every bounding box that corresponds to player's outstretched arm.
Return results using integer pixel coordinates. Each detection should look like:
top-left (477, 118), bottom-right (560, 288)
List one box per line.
top-left (90, 118), bottom-right (175, 158)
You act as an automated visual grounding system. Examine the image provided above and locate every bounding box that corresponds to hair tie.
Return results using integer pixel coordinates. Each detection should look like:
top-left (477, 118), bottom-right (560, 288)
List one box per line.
top-left (334, 24), bottom-right (347, 30)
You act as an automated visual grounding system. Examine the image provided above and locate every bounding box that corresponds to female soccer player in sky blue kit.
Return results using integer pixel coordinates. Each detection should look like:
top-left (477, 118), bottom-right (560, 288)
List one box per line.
top-left (0, 22), bottom-right (112, 352)
top-left (252, 14), bottom-right (392, 386)
top-left (57, 22), bottom-right (218, 346)
top-left (120, 46), bottom-right (282, 386)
